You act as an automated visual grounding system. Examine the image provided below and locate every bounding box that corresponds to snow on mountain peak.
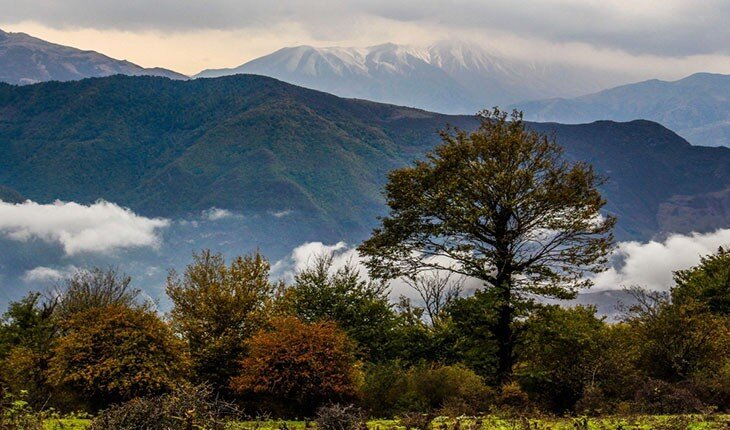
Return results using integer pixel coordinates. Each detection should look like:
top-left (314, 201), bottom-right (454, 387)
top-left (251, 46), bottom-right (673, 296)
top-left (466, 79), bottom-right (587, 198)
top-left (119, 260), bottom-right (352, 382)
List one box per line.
top-left (195, 40), bottom-right (632, 113)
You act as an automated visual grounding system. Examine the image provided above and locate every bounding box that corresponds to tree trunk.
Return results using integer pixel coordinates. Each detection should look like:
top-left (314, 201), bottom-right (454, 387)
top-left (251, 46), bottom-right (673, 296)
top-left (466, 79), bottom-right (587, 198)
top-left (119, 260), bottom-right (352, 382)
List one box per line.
top-left (494, 276), bottom-right (514, 385)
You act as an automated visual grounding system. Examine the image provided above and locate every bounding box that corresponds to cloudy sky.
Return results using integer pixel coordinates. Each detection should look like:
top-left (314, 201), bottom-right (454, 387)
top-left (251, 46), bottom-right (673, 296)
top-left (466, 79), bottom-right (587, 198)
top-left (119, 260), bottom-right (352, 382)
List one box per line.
top-left (1, 0), bottom-right (729, 76)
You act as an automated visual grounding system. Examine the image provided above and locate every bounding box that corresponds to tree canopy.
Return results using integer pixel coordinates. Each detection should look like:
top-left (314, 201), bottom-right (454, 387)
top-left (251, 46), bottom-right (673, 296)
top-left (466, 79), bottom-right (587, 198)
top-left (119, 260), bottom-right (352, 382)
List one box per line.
top-left (359, 109), bottom-right (615, 382)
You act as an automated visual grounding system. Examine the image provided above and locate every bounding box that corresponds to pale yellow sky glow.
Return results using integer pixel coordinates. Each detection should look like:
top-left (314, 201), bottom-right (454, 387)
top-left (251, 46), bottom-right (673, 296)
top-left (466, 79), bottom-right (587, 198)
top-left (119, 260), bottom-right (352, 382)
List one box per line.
top-left (3, 0), bottom-right (730, 79)
top-left (1, 20), bottom-right (446, 75)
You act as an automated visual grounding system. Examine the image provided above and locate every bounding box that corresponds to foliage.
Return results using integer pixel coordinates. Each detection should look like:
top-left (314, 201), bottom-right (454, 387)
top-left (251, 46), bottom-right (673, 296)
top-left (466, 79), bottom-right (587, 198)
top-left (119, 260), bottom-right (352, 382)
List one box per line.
top-left (407, 364), bottom-right (491, 415)
top-left (632, 379), bottom-right (705, 414)
top-left (438, 292), bottom-right (503, 382)
top-left (386, 298), bottom-right (439, 366)
top-left (0, 294), bottom-right (56, 358)
top-left (358, 362), bottom-right (409, 417)
top-left (359, 363), bottom-right (491, 417)
top-left (230, 317), bottom-right (359, 416)
top-left (88, 385), bottom-right (240, 430)
top-left (3, 245), bottom-right (730, 418)
top-left (53, 267), bottom-right (145, 322)
top-left (314, 404), bottom-right (364, 430)
top-left (0, 294), bottom-right (57, 408)
top-left (46, 305), bottom-right (189, 410)
top-left (495, 382), bottom-right (530, 415)
top-left (620, 251), bottom-right (730, 413)
top-left (277, 254), bottom-right (398, 362)
top-left (359, 108), bottom-right (614, 382)
top-left (672, 246), bottom-right (730, 315)
top-left (166, 250), bottom-right (277, 393)
top-left (517, 305), bottom-right (606, 413)
top-left (0, 391), bottom-right (44, 430)
top-left (635, 299), bottom-right (728, 383)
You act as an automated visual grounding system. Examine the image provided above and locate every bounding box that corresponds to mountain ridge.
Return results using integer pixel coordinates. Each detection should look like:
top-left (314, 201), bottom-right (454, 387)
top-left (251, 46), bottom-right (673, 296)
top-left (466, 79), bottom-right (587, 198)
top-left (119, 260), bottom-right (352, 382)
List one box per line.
top-left (514, 72), bottom-right (730, 147)
top-left (0, 28), bottom-right (188, 85)
top-left (1, 74), bottom-right (729, 246)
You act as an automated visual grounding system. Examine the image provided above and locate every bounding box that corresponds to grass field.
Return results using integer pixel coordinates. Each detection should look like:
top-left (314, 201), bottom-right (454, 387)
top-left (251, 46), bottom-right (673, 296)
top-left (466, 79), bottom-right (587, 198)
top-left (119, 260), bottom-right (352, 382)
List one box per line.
top-left (43, 415), bottom-right (730, 430)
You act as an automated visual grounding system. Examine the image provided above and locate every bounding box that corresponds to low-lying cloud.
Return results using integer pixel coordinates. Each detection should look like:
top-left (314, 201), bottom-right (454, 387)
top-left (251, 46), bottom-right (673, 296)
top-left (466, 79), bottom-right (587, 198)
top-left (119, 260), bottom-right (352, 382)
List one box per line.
top-left (276, 228), bottom-right (730, 301)
top-left (0, 200), bottom-right (169, 255)
top-left (272, 241), bottom-right (355, 281)
top-left (272, 241), bottom-right (477, 301)
top-left (592, 229), bottom-right (730, 291)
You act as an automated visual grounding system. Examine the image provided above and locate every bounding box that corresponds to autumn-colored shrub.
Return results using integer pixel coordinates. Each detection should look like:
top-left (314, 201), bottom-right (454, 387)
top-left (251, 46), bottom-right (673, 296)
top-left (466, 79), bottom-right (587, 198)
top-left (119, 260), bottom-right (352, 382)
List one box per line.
top-left (497, 381), bottom-right (531, 415)
top-left (167, 250), bottom-right (277, 394)
top-left (230, 316), bottom-right (359, 416)
top-left (47, 305), bottom-right (190, 410)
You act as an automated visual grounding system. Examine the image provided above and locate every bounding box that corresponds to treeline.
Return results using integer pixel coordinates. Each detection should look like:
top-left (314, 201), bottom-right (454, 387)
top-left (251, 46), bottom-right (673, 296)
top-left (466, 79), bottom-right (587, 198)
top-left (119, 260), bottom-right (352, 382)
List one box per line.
top-left (2, 109), bottom-right (729, 421)
top-left (0, 247), bottom-right (728, 418)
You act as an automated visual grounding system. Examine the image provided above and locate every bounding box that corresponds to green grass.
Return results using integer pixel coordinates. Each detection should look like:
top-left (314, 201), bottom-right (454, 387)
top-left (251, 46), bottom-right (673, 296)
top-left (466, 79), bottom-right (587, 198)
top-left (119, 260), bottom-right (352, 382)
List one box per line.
top-left (227, 416), bottom-right (730, 430)
top-left (43, 417), bottom-right (90, 430)
top-left (44, 415), bottom-right (730, 430)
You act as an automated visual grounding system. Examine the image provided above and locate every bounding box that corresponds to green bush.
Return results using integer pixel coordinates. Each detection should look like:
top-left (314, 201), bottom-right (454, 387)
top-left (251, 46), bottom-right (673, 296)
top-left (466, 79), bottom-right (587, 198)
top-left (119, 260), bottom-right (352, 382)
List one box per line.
top-left (0, 391), bottom-right (44, 430)
top-left (359, 363), bottom-right (409, 417)
top-left (360, 363), bottom-right (491, 416)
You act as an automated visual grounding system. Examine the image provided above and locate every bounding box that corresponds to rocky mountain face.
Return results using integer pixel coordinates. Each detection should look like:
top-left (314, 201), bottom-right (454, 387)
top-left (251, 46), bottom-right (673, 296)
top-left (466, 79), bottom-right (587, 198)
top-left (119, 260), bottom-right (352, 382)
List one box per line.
top-left (0, 29), bottom-right (187, 85)
top-left (515, 73), bottom-right (730, 147)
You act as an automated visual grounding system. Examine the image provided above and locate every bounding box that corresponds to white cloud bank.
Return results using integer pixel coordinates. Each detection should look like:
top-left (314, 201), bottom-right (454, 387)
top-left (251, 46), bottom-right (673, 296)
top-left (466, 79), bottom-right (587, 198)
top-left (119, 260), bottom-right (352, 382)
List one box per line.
top-left (272, 241), bottom-right (356, 280)
top-left (272, 241), bottom-right (474, 300)
top-left (276, 228), bottom-right (730, 298)
top-left (592, 228), bottom-right (730, 291)
top-left (0, 200), bottom-right (169, 255)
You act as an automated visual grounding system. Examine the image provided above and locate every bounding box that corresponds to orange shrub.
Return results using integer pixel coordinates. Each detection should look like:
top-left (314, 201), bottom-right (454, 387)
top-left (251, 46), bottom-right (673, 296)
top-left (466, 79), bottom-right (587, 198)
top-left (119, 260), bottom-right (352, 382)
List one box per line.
top-left (47, 305), bottom-right (189, 410)
top-left (230, 316), bottom-right (358, 415)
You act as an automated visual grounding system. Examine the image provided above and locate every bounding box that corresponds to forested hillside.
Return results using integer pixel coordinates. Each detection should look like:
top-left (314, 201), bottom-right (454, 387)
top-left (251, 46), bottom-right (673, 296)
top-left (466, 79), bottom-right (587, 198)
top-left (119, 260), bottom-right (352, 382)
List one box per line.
top-left (1, 75), bottom-right (729, 242)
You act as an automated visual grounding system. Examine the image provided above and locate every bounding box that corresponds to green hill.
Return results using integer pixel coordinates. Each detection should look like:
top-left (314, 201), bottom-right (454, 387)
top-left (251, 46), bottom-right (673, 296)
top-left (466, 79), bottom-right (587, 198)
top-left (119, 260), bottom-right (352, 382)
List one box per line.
top-left (1, 75), bottom-right (729, 242)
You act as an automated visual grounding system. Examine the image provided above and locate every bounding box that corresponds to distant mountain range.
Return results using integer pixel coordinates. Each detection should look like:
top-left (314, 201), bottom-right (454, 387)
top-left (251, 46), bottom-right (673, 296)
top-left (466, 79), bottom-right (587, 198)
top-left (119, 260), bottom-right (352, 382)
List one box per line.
top-left (515, 73), bottom-right (730, 147)
top-left (1, 74), bottom-right (729, 246)
top-left (195, 42), bottom-right (634, 113)
top-left (4, 31), bottom-right (728, 151)
top-left (0, 29), bottom-right (187, 84)
top-left (3, 30), bottom-right (728, 150)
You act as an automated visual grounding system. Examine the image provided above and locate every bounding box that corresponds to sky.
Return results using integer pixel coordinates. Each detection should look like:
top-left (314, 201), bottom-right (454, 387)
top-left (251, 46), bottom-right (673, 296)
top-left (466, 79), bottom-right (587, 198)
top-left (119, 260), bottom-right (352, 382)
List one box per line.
top-left (1, 0), bottom-right (729, 76)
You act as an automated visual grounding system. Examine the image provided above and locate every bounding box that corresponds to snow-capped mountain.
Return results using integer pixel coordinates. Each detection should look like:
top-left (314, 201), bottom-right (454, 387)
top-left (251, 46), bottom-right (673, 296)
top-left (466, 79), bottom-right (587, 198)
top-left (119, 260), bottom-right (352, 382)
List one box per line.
top-left (196, 41), bottom-right (634, 113)
top-left (0, 29), bottom-right (187, 85)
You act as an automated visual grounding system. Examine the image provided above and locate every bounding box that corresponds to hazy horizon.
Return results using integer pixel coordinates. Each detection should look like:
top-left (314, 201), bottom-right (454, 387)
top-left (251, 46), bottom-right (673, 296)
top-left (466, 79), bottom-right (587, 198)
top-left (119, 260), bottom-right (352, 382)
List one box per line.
top-left (2, 0), bottom-right (730, 77)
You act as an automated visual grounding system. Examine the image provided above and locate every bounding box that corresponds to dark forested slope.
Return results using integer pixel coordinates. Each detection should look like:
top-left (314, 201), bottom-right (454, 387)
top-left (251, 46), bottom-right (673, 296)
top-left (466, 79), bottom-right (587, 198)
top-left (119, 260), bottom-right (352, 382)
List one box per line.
top-left (1, 75), bottom-right (728, 242)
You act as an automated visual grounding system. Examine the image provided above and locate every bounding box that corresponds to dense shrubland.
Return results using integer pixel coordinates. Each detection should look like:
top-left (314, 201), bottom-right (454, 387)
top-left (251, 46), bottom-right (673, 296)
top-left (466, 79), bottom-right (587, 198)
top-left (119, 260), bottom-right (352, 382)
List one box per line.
top-left (1, 247), bottom-right (727, 422)
top-left (1, 110), bottom-right (728, 426)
